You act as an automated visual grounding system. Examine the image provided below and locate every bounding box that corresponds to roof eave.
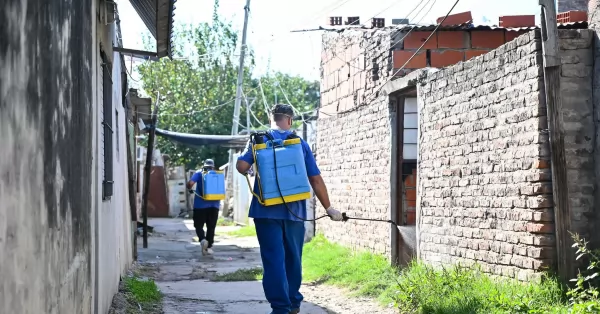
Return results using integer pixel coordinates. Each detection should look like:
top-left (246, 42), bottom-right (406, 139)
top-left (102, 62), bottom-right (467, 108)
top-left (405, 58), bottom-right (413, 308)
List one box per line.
top-left (156, 0), bottom-right (175, 59)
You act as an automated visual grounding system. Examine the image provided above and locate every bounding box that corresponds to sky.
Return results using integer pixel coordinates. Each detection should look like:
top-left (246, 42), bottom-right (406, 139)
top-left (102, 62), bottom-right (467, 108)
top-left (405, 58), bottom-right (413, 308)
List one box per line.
top-left (116, 0), bottom-right (541, 82)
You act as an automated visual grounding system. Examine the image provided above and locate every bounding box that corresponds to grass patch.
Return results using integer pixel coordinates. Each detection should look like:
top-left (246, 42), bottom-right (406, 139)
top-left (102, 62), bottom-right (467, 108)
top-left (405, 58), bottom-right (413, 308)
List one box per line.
top-left (109, 276), bottom-right (162, 314)
top-left (302, 235), bottom-right (574, 313)
top-left (394, 263), bottom-right (566, 314)
top-left (217, 217), bottom-right (235, 226)
top-left (212, 267), bottom-right (263, 282)
top-left (223, 225), bottom-right (257, 237)
top-left (124, 277), bottom-right (162, 303)
top-left (302, 234), bottom-right (399, 304)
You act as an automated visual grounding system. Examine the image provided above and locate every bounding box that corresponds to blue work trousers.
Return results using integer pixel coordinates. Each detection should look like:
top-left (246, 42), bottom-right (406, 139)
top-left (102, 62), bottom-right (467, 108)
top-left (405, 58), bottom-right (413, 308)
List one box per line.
top-left (254, 218), bottom-right (305, 314)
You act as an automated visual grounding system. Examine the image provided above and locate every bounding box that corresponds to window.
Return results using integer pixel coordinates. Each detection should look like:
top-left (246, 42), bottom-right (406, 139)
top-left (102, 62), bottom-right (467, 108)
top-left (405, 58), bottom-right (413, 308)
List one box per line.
top-left (101, 49), bottom-right (114, 200)
top-left (403, 97), bottom-right (418, 159)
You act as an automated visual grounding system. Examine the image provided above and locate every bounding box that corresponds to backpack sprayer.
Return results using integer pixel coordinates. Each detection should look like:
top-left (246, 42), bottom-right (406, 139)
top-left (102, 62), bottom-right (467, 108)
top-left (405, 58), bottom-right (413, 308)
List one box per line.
top-left (189, 166), bottom-right (226, 201)
top-left (243, 131), bottom-right (406, 228)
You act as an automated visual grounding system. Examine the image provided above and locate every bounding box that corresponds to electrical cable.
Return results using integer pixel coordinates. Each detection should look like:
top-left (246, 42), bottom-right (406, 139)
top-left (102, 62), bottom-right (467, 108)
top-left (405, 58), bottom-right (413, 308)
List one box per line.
top-left (337, 0), bottom-right (459, 115)
top-left (250, 132), bottom-right (330, 222)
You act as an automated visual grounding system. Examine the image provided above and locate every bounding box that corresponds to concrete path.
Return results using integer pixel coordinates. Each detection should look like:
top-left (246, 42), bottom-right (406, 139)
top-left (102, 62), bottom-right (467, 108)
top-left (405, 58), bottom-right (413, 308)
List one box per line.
top-left (137, 218), bottom-right (397, 314)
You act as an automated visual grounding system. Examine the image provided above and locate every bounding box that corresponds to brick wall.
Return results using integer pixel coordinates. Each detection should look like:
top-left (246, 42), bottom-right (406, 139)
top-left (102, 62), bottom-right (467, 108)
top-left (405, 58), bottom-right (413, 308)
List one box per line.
top-left (417, 29), bottom-right (595, 280)
top-left (558, 0), bottom-right (588, 12)
top-left (559, 29), bottom-right (596, 245)
top-left (317, 29), bottom-right (395, 256)
top-left (392, 28), bottom-right (529, 77)
top-left (589, 0), bottom-right (600, 249)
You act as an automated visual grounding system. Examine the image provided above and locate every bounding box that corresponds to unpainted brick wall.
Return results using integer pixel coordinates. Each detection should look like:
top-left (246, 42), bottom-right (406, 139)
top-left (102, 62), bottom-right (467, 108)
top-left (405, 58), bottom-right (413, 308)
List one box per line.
top-left (559, 29), bottom-right (595, 244)
top-left (317, 29), bottom-right (395, 256)
top-left (417, 29), bottom-right (595, 280)
top-left (418, 30), bottom-right (553, 281)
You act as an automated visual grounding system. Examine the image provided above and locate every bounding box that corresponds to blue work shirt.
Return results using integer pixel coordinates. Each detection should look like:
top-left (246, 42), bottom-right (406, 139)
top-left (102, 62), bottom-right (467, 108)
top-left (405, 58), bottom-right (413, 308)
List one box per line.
top-left (237, 129), bottom-right (320, 222)
top-left (190, 171), bottom-right (221, 209)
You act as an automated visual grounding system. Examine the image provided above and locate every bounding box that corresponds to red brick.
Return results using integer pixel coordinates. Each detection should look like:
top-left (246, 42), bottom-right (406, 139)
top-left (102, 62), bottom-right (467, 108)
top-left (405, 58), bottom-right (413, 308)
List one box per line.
top-left (471, 31), bottom-right (505, 49)
top-left (437, 31), bottom-right (467, 48)
top-left (506, 31), bottom-right (528, 43)
top-left (393, 50), bottom-right (426, 69)
top-left (526, 223), bottom-right (554, 234)
top-left (430, 50), bottom-right (464, 68)
top-left (436, 11), bottom-right (473, 26)
top-left (499, 15), bottom-right (535, 28)
top-left (404, 31), bottom-right (438, 49)
top-left (465, 49), bottom-right (489, 60)
top-left (533, 159), bottom-right (550, 169)
top-left (557, 11), bottom-right (587, 23)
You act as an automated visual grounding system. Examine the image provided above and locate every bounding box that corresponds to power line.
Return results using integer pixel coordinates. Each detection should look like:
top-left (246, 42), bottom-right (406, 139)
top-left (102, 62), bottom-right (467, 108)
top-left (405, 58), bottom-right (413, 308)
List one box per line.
top-left (337, 0), bottom-right (460, 115)
top-left (329, 0), bottom-right (433, 70)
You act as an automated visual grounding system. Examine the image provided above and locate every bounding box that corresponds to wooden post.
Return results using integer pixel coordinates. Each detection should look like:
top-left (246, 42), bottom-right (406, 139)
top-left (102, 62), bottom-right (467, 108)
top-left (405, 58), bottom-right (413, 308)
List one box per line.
top-left (539, 0), bottom-right (574, 284)
top-left (141, 94), bottom-right (160, 249)
top-left (125, 113), bottom-right (139, 259)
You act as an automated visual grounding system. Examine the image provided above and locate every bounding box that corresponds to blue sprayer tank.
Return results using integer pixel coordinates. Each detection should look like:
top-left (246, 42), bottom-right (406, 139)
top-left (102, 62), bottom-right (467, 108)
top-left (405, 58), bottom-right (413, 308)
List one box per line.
top-left (201, 170), bottom-right (225, 201)
top-left (254, 137), bottom-right (311, 206)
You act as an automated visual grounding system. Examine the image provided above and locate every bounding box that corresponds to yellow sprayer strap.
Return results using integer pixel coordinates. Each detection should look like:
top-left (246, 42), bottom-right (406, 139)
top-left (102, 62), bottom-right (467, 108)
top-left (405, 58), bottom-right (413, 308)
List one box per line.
top-left (243, 173), bottom-right (265, 205)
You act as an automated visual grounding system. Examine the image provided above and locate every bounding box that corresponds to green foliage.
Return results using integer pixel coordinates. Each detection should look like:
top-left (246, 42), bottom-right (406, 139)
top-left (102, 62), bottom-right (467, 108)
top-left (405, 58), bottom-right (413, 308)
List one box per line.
top-left (221, 225), bottom-right (256, 237)
top-left (302, 234), bottom-right (401, 304)
top-left (393, 263), bottom-right (565, 314)
top-left (566, 233), bottom-right (600, 313)
top-left (212, 267), bottom-right (263, 281)
top-left (136, 0), bottom-right (319, 170)
top-left (302, 235), bottom-right (575, 313)
top-left (124, 277), bottom-right (162, 303)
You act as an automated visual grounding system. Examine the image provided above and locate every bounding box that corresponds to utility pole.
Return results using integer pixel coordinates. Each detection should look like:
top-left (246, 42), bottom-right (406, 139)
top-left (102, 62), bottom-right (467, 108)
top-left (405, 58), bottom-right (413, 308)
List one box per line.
top-left (539, 0), bottom-right (574, 284)
top-left (141, 93), bottom-right (160, 248)
top-left (246, 97), bottom-right (256, 133)
top-left (224, 0), bottom-right (251, 217)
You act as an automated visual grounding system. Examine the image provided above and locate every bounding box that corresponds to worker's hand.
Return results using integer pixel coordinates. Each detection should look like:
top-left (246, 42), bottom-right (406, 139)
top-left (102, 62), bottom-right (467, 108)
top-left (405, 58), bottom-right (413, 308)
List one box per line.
top-left (188, 189), bottom-right (195, 195)
top-left (326, 207), bottom-right (343, 221)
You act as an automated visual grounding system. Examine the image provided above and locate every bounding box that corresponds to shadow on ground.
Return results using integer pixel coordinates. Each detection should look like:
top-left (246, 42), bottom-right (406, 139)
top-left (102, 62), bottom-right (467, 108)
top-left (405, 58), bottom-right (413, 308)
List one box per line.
top-left (137, 218), bottom-right (339, 314)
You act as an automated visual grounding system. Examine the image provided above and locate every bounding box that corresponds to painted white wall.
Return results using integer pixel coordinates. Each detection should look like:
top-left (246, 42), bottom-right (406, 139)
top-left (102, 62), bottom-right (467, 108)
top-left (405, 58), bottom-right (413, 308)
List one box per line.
top-left (91, 5), bottom-right (133, 313)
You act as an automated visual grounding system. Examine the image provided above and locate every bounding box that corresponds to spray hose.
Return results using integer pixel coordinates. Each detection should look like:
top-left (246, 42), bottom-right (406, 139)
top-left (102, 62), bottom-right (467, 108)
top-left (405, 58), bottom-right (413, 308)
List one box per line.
top-left (241, 132), bottom-right (404, 226)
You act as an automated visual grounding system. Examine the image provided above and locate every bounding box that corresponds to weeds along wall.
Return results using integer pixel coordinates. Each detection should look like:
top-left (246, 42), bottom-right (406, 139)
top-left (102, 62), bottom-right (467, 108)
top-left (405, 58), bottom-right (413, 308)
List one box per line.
top-left (417, 29), bottom-right (595, 280)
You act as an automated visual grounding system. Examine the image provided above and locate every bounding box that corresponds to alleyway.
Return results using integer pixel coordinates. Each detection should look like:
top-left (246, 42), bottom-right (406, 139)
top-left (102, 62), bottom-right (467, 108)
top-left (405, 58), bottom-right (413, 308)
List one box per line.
top-left (134, 218), bottom-right (396, 314)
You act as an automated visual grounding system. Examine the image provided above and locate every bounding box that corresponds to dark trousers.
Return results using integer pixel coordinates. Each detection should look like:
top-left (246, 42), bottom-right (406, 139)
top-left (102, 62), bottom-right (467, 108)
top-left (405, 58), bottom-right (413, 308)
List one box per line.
top-left (193, 207), bottom-right (219, 248)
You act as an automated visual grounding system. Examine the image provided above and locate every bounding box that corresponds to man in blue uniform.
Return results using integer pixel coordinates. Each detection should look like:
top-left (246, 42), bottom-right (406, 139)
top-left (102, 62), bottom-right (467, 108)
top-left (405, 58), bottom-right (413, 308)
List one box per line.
top-left (187, 159), bottom-right (221, 256)
top-left (236, 104), bottom-right (343, 314)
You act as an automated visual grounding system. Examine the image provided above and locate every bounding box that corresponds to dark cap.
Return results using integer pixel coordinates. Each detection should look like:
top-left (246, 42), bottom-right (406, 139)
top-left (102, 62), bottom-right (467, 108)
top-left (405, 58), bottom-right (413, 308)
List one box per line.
top-left (203, 159), bottom-right (215, 168)
top-left (270, 104), bottom-right (294, 117)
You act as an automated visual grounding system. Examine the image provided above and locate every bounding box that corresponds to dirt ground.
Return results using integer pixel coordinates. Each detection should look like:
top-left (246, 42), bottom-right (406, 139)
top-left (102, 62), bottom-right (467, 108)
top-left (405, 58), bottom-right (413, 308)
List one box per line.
top-left (109, 218), bottom-right (397, 314)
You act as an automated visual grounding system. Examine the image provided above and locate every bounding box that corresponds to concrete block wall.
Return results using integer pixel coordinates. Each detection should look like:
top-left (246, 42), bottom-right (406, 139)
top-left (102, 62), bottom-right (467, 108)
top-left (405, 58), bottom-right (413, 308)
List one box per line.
top-left (417, 30), bottom-right (552, 281)
top-left (317, 29), bottom-right (395, 257)
top-left (558, 29), bottom-right (596, 243)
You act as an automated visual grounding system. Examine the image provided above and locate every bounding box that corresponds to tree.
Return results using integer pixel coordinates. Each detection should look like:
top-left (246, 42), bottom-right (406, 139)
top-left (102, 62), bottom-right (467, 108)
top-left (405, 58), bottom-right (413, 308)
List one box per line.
top-left (136, 0), bottom-right (320, 170)
top-left (246, 73), bottom-right (320, 130)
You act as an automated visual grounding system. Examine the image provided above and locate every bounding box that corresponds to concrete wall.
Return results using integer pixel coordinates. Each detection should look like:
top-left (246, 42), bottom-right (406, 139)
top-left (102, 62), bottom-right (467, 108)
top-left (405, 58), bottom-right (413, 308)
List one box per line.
top-left (1, 1), bottom-right (133, 313)
top-left (93, 17), bottom-right (134, 314)
top-left (559, 0), bottom-right (588, 12)
top-left (1, 0), bottom-right (94, 312)
top-left (317, 29), bottom-right (395, 256)
top-left (559, 29), bottom-right (596, 245)
top-left (588, 0), bottom-right (600, 250)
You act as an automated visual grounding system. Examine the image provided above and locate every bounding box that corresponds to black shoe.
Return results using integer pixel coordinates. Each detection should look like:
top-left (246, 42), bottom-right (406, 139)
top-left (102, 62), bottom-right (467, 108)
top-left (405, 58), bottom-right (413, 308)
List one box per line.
top-left (289, 309), bottom-right (300, 314)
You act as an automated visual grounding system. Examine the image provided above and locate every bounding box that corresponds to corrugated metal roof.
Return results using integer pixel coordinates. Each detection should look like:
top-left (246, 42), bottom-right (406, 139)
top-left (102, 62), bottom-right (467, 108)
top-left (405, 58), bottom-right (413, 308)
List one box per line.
top-left (315, 21), bottom-right (588, 33)
top-left (129, 0), bottom-right (176, 58)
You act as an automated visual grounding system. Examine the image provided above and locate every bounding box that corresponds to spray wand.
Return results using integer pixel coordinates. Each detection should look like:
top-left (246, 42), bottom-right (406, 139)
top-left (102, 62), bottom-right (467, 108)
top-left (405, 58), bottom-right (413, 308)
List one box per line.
top-left (248, 132), bottom-right (405, 228)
